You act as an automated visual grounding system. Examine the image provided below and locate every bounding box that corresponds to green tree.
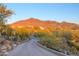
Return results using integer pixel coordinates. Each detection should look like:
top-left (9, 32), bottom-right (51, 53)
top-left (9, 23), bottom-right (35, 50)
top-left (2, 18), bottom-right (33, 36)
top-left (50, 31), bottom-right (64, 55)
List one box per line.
top-left (0, 3), bottom-right (13, 38)
top-left (0, 4), bottom-right (13, 23)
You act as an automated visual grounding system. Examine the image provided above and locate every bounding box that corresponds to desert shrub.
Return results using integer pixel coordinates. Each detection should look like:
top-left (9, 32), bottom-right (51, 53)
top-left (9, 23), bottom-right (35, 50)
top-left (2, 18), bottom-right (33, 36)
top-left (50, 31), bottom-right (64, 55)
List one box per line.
top-left (36, 31), bottom-right (79, 54)
top-left (68, 46), bottom-right (78, 55)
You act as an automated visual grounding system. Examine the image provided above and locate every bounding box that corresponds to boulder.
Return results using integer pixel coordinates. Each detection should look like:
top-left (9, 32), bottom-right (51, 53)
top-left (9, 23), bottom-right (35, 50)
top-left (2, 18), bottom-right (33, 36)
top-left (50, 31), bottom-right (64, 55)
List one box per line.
top-left (1, 40), bottom-right (13, 51)
top-left (2, 40), bottom-right (12, 45)
top-left (0, 45), bottom-right (7, 53)
top-left (6, 44), bottom-right (13, 51)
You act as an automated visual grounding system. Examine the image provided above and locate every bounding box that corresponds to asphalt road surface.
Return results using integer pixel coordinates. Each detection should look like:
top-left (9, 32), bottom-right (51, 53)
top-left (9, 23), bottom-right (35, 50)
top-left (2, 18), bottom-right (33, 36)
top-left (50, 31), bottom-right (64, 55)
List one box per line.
top-left (7, 39), bottom-right (58, 56)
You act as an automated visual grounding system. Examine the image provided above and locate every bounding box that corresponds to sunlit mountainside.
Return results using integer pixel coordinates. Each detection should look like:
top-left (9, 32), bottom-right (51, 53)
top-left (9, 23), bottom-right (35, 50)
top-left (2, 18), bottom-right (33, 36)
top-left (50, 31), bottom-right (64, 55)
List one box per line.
top-left (10, 18), bottom-right (79, 33)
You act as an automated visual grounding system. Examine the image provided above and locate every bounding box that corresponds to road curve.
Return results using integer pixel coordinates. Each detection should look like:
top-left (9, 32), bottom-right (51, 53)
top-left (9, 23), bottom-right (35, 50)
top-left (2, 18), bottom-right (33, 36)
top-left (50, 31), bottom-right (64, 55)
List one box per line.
top-left (7, 39), bottom-right (58, 56)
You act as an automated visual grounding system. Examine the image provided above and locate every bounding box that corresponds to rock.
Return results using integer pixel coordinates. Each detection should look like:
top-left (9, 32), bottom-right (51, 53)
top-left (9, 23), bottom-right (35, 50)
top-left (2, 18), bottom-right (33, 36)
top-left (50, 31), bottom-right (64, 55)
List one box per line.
top-left (2, 40), bottom-right (12, 45)
top-left (0, 52), bottom-right (8, 56)
top-left (0, 52), bottom-right (3, 56)
top-left (13, 44), bottom-right (17, 47)
top-left (1, 40), bottom-right (13, 51)
top-left (0, 44), bottom-right (12, 55)
top-left (16, 42), bottom-right (21, 45)
top-left (3, 52), bottom-right (9, 56)
top-left (0, 40), bottom-right (14, 55)
top-left (6, 45), bottom-right (13, 51)
top-left (0, 45), bottom-right (7, 53)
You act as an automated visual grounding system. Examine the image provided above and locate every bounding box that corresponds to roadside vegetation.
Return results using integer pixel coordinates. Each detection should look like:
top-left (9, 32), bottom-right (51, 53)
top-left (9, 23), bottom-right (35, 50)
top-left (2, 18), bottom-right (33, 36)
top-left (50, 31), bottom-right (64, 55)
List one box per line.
top-left (34, 31), bottom-right (79, 55)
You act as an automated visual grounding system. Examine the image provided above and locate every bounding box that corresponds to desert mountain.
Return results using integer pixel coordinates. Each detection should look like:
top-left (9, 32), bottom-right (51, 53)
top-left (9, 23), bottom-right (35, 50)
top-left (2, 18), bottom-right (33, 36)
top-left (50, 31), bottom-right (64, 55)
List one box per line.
top-left (10, 18), bottom-right (79, 33)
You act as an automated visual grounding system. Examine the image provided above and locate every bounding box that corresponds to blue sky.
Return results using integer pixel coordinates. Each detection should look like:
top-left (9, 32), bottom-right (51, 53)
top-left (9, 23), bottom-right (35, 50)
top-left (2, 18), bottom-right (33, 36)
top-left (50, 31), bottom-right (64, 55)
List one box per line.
top-left (5, 3), bottom-right (79, 24)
